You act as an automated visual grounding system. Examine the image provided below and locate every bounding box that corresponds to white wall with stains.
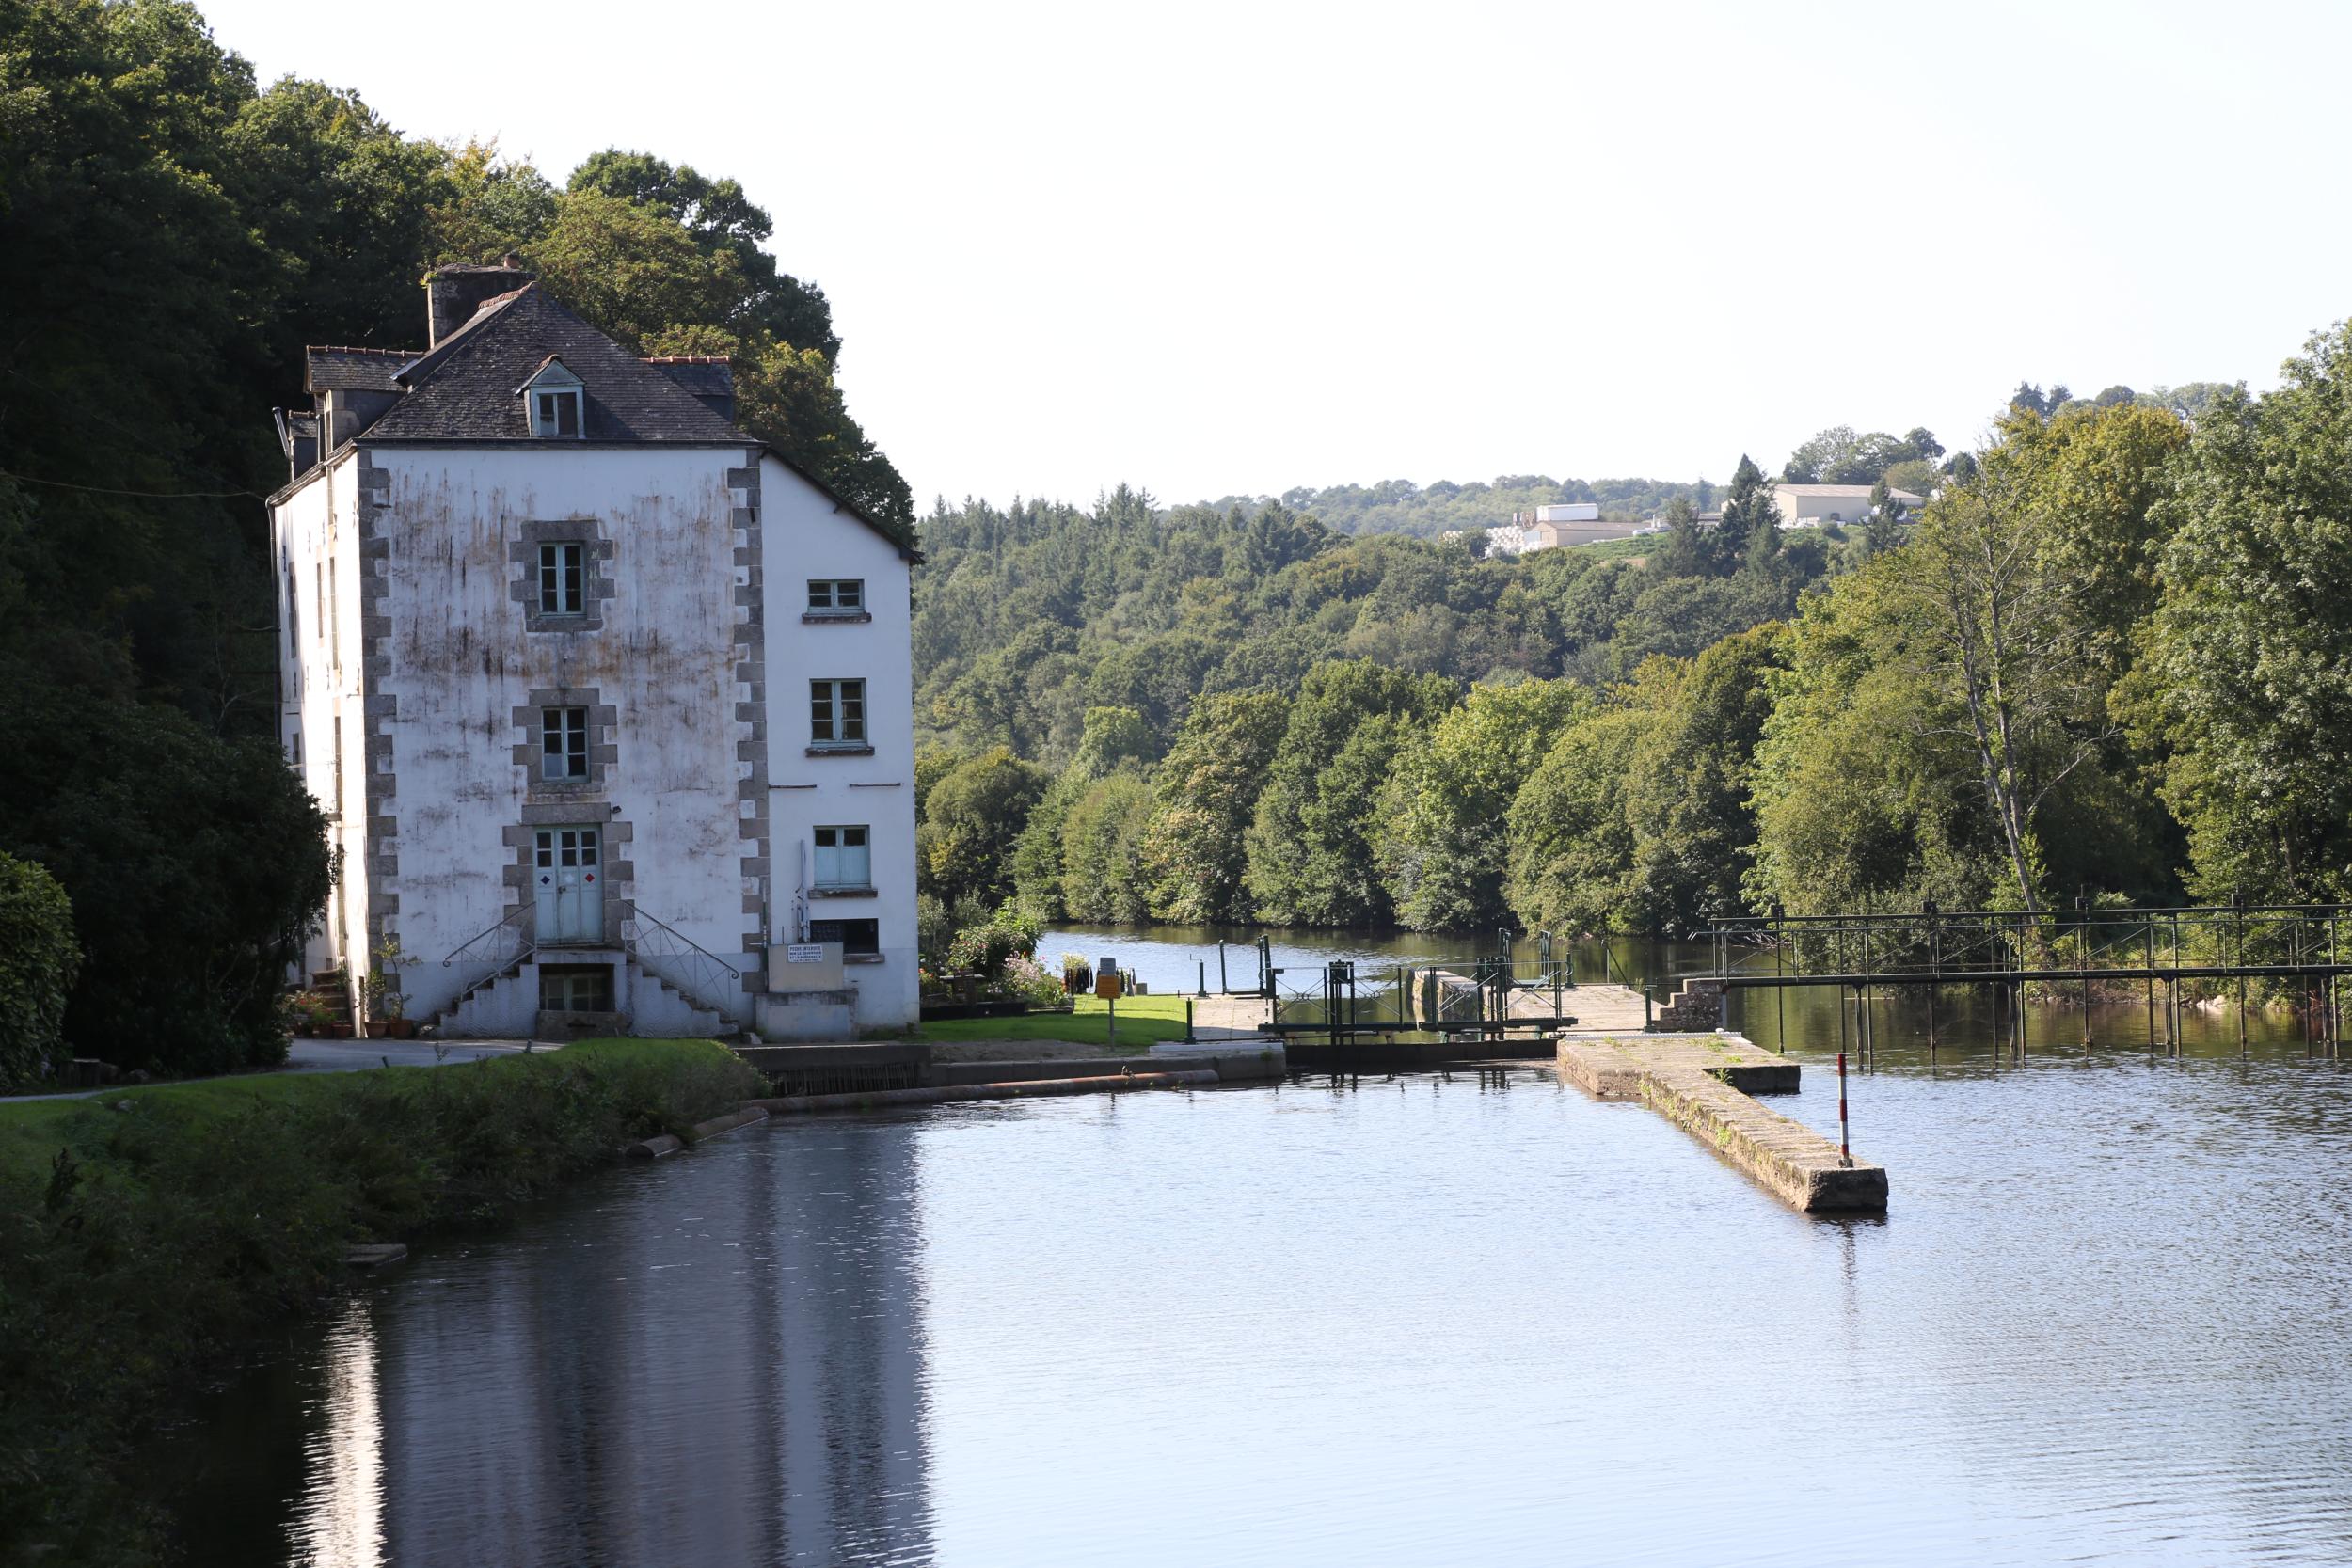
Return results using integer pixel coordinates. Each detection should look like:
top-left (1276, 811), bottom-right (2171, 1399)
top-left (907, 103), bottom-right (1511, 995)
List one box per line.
top-left (759, 453), bottom-right (920, 1030)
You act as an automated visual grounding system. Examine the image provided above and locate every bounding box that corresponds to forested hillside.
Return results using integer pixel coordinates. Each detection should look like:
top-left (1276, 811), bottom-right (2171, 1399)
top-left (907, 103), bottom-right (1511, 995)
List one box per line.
top-left (0, 0), bottom-right (905, 1075)
top-left (914, 347), bottom-right (2352, 947)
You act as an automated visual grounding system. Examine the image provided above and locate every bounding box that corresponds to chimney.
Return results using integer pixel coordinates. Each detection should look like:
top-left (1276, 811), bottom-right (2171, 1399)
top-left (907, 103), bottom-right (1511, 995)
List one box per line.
top-left (425, 259), bottom-right (532, 346)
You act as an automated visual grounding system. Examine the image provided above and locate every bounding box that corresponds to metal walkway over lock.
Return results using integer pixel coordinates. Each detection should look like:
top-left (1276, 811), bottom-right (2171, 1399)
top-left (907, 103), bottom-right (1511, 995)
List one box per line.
top-left (1689, 902), bottom-right (2352, 1056)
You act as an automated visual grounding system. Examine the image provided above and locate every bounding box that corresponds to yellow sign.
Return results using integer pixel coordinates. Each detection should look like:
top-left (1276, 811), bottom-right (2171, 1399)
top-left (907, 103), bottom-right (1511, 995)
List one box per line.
top-left (1095, 973), bottom-right (1124, 1000)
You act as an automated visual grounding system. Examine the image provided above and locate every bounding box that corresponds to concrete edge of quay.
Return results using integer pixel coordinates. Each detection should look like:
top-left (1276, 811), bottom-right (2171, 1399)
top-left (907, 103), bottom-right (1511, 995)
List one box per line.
top-left (1559, 1035), bottom-right (1888, 1214)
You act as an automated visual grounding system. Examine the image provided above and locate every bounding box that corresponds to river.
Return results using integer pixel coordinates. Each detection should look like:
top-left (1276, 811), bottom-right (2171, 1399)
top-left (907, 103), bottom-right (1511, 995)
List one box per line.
top-left (148, 927), bottom-right (2352, 1565)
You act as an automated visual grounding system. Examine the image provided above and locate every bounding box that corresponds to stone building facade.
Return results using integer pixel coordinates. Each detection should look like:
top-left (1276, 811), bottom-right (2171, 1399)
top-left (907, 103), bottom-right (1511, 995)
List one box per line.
top-left (269, 263), bottom-right (917, 1039)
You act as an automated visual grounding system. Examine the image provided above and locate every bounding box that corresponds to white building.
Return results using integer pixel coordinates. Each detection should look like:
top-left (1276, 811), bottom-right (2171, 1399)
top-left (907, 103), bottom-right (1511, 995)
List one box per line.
top-left (1505, 502), bottom-right (1635, 549)
top-left (1769, 482), bottom-right (1925, 530)
top-left (269, 261), bottom-right (918, 1040)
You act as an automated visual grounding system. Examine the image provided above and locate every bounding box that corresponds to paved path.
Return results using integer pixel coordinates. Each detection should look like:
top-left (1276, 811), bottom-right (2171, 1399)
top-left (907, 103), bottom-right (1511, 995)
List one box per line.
top-left (6, 1038), bottom-right (554, 1103)
top-left (1193, 981), bottom-right (1651, 1038)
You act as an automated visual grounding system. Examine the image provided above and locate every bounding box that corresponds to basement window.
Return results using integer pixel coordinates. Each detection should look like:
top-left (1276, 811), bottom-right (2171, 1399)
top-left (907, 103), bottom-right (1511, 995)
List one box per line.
top-left (808, 917), bottom-right (880, 958)
top-left (539, 964), bottom-right (613, 1013)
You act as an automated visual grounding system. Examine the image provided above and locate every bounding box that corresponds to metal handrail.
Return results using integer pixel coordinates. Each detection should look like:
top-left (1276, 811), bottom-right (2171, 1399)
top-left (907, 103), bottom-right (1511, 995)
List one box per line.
top-left (622, 906), bottom-right (740, 981)
top-left (441, 902), bottom-right (532, 966)
top-left (621, 905), bottom-right (743, 1026)
top-left (439, 903), bottom-right (535, 1009)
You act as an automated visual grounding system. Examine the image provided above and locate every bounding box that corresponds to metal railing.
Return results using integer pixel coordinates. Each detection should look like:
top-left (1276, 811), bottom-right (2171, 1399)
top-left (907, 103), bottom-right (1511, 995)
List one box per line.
top-left (622, 906), bottom-right (743, 1026)
top-left (440, 903), bottom-right (535, 1009)
top-left (1267, 956), bottom-right (1576, 1039)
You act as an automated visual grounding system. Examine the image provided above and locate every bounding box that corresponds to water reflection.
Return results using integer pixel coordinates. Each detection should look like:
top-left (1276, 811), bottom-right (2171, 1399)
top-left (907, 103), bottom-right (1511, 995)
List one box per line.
top-left (151, 963), bottom-right (2352, 1565)
top-left (167, 1122), bottom-right (932, 1567)
top-left (294, 1300), bottom-right (383, 1568)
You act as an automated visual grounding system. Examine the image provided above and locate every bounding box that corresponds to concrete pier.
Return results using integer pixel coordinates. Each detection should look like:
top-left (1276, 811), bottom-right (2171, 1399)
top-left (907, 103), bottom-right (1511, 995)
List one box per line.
top-left (1560, 1036), bottom-right (1886, 1213)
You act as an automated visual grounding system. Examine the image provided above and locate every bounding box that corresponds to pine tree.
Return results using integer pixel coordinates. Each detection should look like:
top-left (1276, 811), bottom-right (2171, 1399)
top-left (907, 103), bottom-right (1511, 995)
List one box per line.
top-left (1718, 454), bottom-right (1782, 574)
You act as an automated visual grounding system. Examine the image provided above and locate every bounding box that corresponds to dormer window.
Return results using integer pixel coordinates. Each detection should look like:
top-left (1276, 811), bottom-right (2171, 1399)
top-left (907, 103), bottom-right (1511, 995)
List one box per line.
top-left (518, 356), bottom-right (585, 439)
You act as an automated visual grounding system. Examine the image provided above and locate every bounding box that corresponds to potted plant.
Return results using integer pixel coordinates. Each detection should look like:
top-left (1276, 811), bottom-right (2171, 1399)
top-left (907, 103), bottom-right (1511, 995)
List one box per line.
top-left (363, 936), bottom-right (420, 1038)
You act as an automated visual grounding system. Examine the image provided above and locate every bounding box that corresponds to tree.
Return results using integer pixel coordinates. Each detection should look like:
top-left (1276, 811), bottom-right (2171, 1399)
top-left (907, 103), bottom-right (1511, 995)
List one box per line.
top-left (1246, 662), bottom-right (1454, 926)
top-left (1718, 454), bottom-right (1782, 573)
top-left (526, 191), bottom-right (746, 352)
top-left (0, 853), bottom-right (79, 1086)
top-left (569, 149), bottom-right (836, 359)
top-left (1745, 579), bottom-right (1994, 916)
top-left (1650, 495), bottom-right (1712, 577)
top-left (915, 748), bottom-right (1048, 908)
top-left (0, 691), bottom-right (333, 1075)
top-left (1618, 628), bottom-right (1789, 931)
top-left (424, 141), bottom-right (559, 263)
top-left (1865, 477), bottom-right (1903, 555)
top-left (2138, 328), bottom-right (2352, 902)
top-left (1058, 776), bottom-right (1156, 922)
top-left (1141, 692), bottom-right (1289, 924)
top-left (1882, 468), bottom-right (2117, 911)
top-left (1375, 680), bottom-right (1585, 930)
top-left (1504, 705), bottom-right (1646, 935)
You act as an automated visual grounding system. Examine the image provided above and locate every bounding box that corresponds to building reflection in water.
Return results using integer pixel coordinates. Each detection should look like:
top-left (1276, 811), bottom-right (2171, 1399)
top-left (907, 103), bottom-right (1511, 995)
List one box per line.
top-left (288, 1297), bottom-right (387, 1568)
top-left (282, 1123), bottom-right (932, 1567)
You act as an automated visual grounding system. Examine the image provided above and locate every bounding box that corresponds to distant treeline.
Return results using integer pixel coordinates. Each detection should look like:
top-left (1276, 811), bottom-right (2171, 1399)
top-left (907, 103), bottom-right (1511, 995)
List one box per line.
top-left (914, 336), bottom-right (2352, 946)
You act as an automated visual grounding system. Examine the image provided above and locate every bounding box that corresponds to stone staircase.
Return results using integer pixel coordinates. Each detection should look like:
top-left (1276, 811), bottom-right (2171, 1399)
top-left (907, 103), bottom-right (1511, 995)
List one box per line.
top-left (1648, 977), bottom-right (1724, 1032)
top-left (308, 967), bottom-right (357, 1036)
top-left (426, 952), bottom-right (735, 1039)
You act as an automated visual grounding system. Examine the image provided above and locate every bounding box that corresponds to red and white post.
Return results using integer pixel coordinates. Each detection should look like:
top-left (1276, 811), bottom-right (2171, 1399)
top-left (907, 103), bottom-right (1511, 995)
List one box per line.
top-left (1837, 1051), bottom-right (1851, 1168)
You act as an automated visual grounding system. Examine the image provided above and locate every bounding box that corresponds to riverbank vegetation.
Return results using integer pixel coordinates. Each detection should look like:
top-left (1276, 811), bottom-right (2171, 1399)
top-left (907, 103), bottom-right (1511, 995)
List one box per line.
top-left (0, 0), bottom-right (912, 1086)
top-left (915, 332), bottom-right (2352, 939)
top-left (0, 1038), bottom-right (763, 1562)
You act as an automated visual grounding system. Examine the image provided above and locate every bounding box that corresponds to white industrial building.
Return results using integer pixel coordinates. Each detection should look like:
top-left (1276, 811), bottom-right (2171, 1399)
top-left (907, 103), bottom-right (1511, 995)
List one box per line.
top-left (1769, 482), bottom-right (1925, 529)
top-left (269, 261), bottom-right (918, 1040)
top-left (1446, 501), bottom-right (1636, 555)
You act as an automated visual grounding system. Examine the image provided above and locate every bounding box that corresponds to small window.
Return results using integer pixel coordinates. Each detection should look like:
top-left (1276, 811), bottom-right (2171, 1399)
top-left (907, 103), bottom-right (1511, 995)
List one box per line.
top-left (532, 388), bottom-right (581, 437)
top-left (539, 542), bottom-right (585, 616)
top-left (542, 707), bottom-right (589, 780)
top-left (808, 579), bottom-right (865, 613)
top-left (810, 679), bottom-right (866, 745)
top-left (808, 917), bottom-right (880, 958)
top-left (814, 825), bottom-right (871, 889)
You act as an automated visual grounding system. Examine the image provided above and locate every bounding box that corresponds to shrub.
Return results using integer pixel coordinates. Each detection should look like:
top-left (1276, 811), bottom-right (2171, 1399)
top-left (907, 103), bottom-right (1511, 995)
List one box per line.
top-left (1000, 952), bottom-right (1066, 1008)
top-left (0, 852), bottom-right (78, 1086)
top-left (0, 689), bottom-right (333, 1077)
top-left (943, 901), bottom-right (1045, 978)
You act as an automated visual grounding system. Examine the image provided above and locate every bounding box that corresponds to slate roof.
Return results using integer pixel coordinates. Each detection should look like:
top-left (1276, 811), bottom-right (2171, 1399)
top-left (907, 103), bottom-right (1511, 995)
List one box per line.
top-left (363, 286), bottom-right (745, 443)
top-left (642, 356), bottom-right (734, 401)
top-left (306, 346), bottom-right (420, 393)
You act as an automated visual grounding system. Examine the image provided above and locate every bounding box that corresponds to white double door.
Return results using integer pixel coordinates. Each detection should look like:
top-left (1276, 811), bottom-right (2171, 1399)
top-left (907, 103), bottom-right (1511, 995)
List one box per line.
top-left (533, 826), bottom-right (603, 944)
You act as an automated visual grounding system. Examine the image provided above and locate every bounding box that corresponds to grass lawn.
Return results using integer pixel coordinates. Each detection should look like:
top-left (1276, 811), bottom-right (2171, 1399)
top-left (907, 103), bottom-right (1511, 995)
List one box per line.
top-left (907, 993), bottom-right (1196, 1050)
top-left (0, 1037), bottom-right (731, 1189)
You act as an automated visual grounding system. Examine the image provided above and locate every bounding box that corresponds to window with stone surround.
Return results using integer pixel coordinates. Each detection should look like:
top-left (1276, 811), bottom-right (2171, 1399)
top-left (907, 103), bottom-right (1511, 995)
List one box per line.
top-left (542, 707), bottom-right (589, 781)
top-left (538, 542), bottom-right (584, 616)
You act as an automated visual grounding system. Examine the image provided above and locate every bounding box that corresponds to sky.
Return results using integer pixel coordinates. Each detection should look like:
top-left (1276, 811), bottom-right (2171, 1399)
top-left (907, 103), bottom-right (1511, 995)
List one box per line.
top-left (201, 0), bottom-right (2352, 510)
